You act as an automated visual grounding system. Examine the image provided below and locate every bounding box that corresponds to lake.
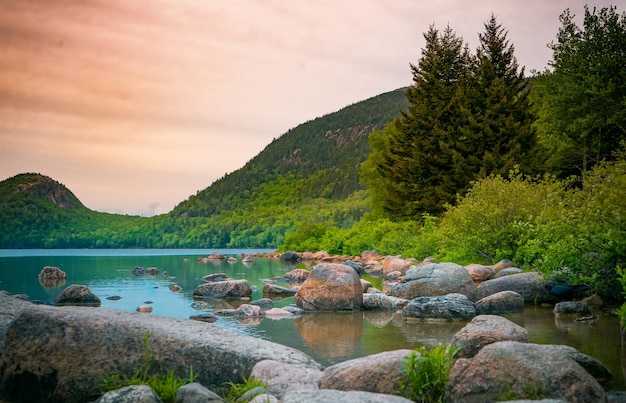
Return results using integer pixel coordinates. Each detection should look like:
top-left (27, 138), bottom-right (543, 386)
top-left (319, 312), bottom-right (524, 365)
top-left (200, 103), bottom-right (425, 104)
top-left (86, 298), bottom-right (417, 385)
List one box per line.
top-left (1, 249), bottom-right (624, 391)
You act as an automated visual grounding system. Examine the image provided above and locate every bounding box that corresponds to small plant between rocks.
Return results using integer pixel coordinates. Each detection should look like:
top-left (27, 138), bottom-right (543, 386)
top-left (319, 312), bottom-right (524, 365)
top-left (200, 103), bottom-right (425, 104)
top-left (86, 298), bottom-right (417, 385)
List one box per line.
top-left (395, 342), bottom-right (460, 403)
top-left (223, 376), bottom-right (268, 402)
top-left (100, 332), bottom-right (197, 403)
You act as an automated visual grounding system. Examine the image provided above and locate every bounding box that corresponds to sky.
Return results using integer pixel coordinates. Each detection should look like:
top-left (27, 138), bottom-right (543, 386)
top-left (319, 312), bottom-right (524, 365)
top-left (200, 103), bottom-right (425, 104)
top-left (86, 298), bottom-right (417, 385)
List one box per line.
top-left (0, 0), bottom-right (620, 216)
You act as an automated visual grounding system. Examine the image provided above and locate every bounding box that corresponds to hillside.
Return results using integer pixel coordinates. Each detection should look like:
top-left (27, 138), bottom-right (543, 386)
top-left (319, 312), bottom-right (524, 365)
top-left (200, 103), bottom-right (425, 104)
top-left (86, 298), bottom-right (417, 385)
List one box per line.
top-left (0, 88), bottom-right (408, 248)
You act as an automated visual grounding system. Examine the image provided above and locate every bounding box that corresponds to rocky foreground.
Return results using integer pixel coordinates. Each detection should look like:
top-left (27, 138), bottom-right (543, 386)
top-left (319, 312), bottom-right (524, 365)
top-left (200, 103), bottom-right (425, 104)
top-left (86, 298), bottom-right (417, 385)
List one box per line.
top-left (0, 253), bottom-right (621, 402)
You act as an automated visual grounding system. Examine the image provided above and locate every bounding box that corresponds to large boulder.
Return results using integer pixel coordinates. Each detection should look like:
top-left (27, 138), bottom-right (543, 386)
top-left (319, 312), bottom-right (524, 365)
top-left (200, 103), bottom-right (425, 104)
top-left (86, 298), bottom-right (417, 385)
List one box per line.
top-left (402, 293), bottom-right (476, 320)
top-left (477, 271), bottom-right (553, 303)
top-left (250, 360), bottom-right (322, 399)
top-left (387, 262), bottom-right (479, 301)
top-left (193, 279), bottom-right (252, 298)
top-left (446, 341), bottom-right (608, 402)
top-left (0, 292), bottom-right (32, 352)
top-left (451, 315), bottom-right (531, 358)
top-left (54, 284), bottom-right (101, 307)
top-left (0, 304), bottom-right (322, 403)
top-left (319, 349), bottom-right (413, 394)
top-left (295, 264), bottom-right (363, 311)
top-left (474, 290), bottom-right (525, 315)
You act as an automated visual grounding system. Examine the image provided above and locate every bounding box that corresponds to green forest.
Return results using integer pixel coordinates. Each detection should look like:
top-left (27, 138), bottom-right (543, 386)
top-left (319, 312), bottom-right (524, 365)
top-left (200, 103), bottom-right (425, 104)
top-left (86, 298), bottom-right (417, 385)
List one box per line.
top-left (1, 6), bottom-right (624, 301)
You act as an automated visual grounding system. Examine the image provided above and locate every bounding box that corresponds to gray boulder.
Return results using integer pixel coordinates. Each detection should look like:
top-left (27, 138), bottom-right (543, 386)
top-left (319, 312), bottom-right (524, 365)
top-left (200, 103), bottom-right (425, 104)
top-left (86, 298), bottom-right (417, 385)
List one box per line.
top-left (97, 385), bottom-right (162, 403)
top-left (474, 290), bottom-right (525, 315)
top-left (0, 304), bottom-right (322, 403)
top-left (280, 251), bottom-right (302, 263)
top-left (362, 293), bottom-right (396, 311)
top-left (446, 341), bottom-right (607, 402)
top-left (175, 382), bottom-right (222, 402)
top-left (477, 272), bottom-right (552, 303)
top-left (38, 266), bottom-right (67, 288)
top-left (193, 279), bottom-right (252, 298)
top-left (263, 283), bottom-right (297, 298)
top-left (388, 262), bottom-right (479, 301)
top-left (451, 315), bottom-right (531, 358)
top-left (319, 349), bottom-right (413, 394)
top-left (295, 263), bottom-right (363, 311)
top-left (54, 284), bottom-right (101, 307)
top-left (250, 359), bottom-right (322, 399)
top-left (494, 267), bottom-right (524, 278)
top-left (282, 389), bottom-right (413, 403)
top-left (402, 293), bottom-right (476, 320)
top-left (0, 292), bottom-right (32, 352)
top-left (553, 301), bottom-right (592, 317)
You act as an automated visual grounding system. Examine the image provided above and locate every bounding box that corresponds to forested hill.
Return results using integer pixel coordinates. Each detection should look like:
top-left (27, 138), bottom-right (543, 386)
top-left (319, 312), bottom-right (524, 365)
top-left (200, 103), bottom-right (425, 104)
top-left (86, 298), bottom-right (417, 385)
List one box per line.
top-left (171, 88), bottom-right (408, 218)
top-left (0, 88), bottom-right (408, 248)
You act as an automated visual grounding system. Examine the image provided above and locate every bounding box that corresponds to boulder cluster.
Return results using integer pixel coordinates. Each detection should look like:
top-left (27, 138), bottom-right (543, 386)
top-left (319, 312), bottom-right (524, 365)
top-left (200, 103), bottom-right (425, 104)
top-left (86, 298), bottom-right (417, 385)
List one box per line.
top-left (1, 253), bottom-right (612, 402)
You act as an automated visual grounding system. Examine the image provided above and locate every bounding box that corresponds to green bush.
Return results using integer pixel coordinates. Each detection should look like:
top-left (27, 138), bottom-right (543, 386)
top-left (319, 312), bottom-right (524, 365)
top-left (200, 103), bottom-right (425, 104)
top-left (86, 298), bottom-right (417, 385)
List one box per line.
top-left (396, 343), bottom-right (460, 403)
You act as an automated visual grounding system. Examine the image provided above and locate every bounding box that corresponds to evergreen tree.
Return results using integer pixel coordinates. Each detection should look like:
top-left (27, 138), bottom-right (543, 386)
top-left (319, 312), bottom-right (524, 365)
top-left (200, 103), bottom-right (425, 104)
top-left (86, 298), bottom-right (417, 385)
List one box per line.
top-left (379, 25), bottom-right (472, 218)
top-left (463, 14), bottom-right (541, 177)
top-left (533, 6), bottom-right (626, 176)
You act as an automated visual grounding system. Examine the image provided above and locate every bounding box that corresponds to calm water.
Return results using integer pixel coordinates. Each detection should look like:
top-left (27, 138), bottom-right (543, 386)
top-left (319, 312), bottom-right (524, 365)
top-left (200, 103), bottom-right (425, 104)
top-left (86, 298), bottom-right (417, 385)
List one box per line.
top-left (1, 249), bottom-right (624, 391)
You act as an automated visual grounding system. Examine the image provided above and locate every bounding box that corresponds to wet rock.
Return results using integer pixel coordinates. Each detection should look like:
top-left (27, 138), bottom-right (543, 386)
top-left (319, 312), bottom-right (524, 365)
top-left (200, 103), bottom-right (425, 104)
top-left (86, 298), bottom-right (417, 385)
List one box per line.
top-left (193, 279), bottom-right (252, 298)
top-left (168, 284), bottom-right (182, 292)
top-left (264, 308), bottom-right (294, 319)
top-left (202, 273), bottom-right (229, 282)
top-left (295, 263), bottom-right (363, 311)
top-left (263, 283), bottom-right (297, 298)
top-left (402, 293), bottom-right (476, 320)
top-left (106, 296), bottom-right (122, 301)
top-left (38, 266), bottom-right (67, 288)
top-left (283, 269), bottom-right (310, 283)
top-left (388, 262), bottom-right (479, 301)
top-left (319, 349), bottom-right (413, 394)
top-left (132, 267), bottom-right (160, 276)
top-left (55, 285), bottom-right (101, 307)
top-left (553, 301), bottom-right (592, 317)
top-left (474, 290), bottom-right (525, 315)
top-left (236, 304), bottom-right (264, 317)
top-left (362, 293), bottom-right (396, 311)
top-left (136, 305), bottom-right (153, 313)
top-left (251, 360), bottom-right (322, 399)
top-left (250, 298), bottom-right (275, 309)
top-left (447, 341), bottom-right (607, 402)
top-left (451, 315), bottom-right (531, 358)
top-left (280, 251), bottom-right (302, 264)
top-left (189, 314), bottom-right (217, 323)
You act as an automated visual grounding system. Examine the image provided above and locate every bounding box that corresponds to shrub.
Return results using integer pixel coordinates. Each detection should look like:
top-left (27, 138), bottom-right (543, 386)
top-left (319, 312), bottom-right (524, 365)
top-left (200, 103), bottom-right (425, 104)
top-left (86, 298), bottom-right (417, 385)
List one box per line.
top-left (396, 342), bottom-right (460, 403)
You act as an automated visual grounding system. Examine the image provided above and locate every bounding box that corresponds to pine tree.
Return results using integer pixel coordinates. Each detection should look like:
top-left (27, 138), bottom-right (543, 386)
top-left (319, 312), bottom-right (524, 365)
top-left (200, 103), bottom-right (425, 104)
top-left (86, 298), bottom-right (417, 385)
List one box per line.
top-left (379, 25), bottom-right (472, 218)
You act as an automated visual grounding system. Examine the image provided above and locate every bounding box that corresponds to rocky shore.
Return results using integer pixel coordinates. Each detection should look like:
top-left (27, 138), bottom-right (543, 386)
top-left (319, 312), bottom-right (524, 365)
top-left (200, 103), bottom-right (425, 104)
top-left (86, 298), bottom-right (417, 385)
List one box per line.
top-left (0, 251), bottom-right (619, 402)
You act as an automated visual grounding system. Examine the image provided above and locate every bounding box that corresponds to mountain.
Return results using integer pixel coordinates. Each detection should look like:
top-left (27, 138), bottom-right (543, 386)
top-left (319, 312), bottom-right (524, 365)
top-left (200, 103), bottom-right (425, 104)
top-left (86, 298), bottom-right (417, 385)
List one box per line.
top-left (0, 88), bottom-right (408, 248)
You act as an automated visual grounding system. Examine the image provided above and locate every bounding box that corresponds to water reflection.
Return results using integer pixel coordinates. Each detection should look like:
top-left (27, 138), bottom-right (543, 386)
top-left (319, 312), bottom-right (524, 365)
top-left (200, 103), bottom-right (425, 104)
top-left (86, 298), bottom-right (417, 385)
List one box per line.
top-left (295, 312), bottom-right (363, 359)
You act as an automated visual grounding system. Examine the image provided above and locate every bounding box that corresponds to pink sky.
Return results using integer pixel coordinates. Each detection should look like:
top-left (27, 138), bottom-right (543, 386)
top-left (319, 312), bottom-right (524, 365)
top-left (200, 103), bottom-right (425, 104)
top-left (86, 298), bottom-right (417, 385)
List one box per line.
top-left (0, 0), bottom-right (620, 216)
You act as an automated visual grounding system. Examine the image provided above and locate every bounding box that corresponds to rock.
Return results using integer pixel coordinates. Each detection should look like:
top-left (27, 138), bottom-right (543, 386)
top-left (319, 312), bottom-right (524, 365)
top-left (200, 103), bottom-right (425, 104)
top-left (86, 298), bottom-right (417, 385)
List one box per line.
top-left (0, 293), bottom-right (32, 353)
top-left (207, 252), bottom-right (226, 260)
top-left (250, 360), bottom-right (322, 399)
top-left (387, 262), bottom-right (479, 301)
top-left (474, 290), bottom-right (525, 315)
top-left (175, 382), bottom-right (222, 402)
top-left (242, 256), bottom-right (254, 264)
top-left (280, 251), bottom-right (302, 263)
top-left (464, 263), bottom-right (495, 282)
top-left (54, 284), bottom-right (101, 307)
top-left (168, 284), bottom-right (182, 292)
top-left (264, 308), bottom-right (294, 319)
top-left (283, 305), bottom-right (305, 315)
top-left (490, 259), bottom-right (517, 272)
top-left (361, 250), bottom-right (381, 260)
top-left (553, 301), bottom-right (592, 318)
top-left (381, 256), bottom-right (412, 277)
top-left (284, 269), bottom-right (310, 283)
top-left (385, 271), bottom-right (403, 281)
top-left (250, 298), bottom-right (275, 309)
top-left (362, 293), bottom-right (396, 311)
top-left (295, 263), bottom-right (363, 311)
top-left (282, 389), bottom-right (413, 402)
top-left (263, 283), bottom-right (297, 298)
top-left (202, 273), bottom-right (229, 282)
top-left (343, 260), bottom-right (363, 274)
top-left (477, 272), bottom-right (552, 303)
top-left (38, 266), bottom-right (67, 288)
top-left (0, 304), bottom-right (322, 403)
top-left (249, 393), bottom-right (278, 403)
top-left (319, 349), bottom-right (413, 394)
top-left (363, 261), bottom-right (383, 276)
top-left (227, 257), bottom-right (237, 263)
top-left (136, 305), bottom-right (153, 313)
top-left (193, 279), bottom-right (252, 298)
top-left (494, 267), bottom-right (525, 278)
top-left (451, 315), bottom-right (531, 358)
top-left (360, 279), bottom-right (373, 293)
top-left (132, 267), bottom-right (160, 276)
top-left (446, 341), bottom-right (607, 402)
top-left (97, 385), bottom-right (162, 403)
top-left (402, 293), bottom-right (476, 320)
top-left (189, 313), bottom-right (217, 323)
top-left (236, 304), bottom-right (264, 317)
top-left (106, 296), bottom-right (122, 301)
